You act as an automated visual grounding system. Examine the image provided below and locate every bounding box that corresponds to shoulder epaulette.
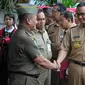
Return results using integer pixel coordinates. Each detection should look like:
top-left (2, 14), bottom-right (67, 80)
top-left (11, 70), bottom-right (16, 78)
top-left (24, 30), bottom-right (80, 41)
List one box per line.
top-left (70, 24), bottom-right (78, 29)
top-left (48, 21), bottom-right (59, 28)
top-left (48, 22), bottom-right (55, 27)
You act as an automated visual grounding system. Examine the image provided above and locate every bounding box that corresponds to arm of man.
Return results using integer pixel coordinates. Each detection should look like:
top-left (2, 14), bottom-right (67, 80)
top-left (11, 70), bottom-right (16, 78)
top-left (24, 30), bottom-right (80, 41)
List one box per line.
top-left (24, 36), bottom-right (58, 70)
top-left (34, 56), bottom-right (57, 69)
top-left (56, 49), bottom-right (68, 68)
top-left (56, 30), bottom-right (71, 67)
top-left (57, 44), bottom-right (68, 64)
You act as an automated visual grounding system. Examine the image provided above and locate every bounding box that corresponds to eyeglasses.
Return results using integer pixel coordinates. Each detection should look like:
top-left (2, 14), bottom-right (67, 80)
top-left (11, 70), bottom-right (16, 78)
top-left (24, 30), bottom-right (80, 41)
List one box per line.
top-left (76, 13), bottom-right (85, 17)
top-left (37, 18), bottom-right (45, 21)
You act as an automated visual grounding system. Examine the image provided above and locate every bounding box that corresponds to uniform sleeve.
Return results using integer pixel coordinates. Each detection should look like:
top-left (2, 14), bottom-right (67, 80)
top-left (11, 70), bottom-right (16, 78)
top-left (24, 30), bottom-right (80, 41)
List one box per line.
top-left (60, 30), bottom-right (71, 52)
top-left (24, 37), bottom-right (42, 60)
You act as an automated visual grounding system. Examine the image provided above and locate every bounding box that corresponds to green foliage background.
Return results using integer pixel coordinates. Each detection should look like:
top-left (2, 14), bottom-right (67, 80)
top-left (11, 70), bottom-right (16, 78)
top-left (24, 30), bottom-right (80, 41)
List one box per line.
top-left (33, 0), bottom-right (79, 7)
top-left (0, 0), bottom-right (14, 13)
top-left (62, 0), bottom-right (79, 7)
top-left (0, 0), bottom-right (79, 13)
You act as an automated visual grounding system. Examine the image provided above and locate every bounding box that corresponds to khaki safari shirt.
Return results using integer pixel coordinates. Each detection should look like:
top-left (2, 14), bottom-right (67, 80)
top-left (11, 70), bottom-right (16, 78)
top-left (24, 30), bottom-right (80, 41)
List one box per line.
top-left (47, 22), bottom-right (64, 59)
top-left (61, 24), bottom-right (85, 61)
top-left (32, 29), bottom-right (52, 60)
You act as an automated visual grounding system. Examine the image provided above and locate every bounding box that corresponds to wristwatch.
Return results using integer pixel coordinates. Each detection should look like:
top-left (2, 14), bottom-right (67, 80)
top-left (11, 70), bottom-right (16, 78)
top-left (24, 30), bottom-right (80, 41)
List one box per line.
top-left (54, 62), bottom-right (60, 70)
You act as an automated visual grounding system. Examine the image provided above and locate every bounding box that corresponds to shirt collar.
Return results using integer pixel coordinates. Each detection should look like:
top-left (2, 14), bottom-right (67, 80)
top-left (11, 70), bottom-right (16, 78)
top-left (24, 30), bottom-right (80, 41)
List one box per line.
top-left (5, 26), bottom-right (14, 33)
top-left (38, 28), bottom-right (45, 33)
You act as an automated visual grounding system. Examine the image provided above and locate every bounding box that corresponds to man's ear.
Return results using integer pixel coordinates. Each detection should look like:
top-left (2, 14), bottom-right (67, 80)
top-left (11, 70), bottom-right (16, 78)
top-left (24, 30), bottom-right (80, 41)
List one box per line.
top-left (26, 18), bottom-right (30, 24)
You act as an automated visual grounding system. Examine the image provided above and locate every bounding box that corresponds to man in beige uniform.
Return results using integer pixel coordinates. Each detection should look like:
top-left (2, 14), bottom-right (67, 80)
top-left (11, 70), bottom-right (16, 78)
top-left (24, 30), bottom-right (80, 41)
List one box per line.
top-left (48, 22), bottom-right (63, 60)
top-left (48, 3), bottom-right (66, 61)
top-left (33, 10), bottom-right (52, 85)
top-left (47, 3), bottom-right (66, 85)
top-left (59, 10), bottom-right (76, 85)
top-left (57, 2), bottom-right (85, 85)
top-left (42, 8), bottom-right (53, 31)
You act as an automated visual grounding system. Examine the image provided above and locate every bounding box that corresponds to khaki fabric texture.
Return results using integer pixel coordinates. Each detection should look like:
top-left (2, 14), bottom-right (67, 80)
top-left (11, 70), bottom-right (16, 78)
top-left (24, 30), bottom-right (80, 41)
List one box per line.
top-left (68, 62), bottom-right (84, 85)
top-left (32, 29), bottom-right (52, 60)
top-left (48, 22), bottom-right (64, 60)
top-left (61, 24), bottom-right (85, 61)
top-left (8, 25), bottom-right (41, 75)
top-left (32, 29), bottom-right (52, 85)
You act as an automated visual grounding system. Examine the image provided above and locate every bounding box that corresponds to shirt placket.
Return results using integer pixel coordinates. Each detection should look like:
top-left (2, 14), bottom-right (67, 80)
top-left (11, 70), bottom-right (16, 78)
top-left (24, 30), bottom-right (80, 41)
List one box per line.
top-left (80, 27), bottom-right (85, 61)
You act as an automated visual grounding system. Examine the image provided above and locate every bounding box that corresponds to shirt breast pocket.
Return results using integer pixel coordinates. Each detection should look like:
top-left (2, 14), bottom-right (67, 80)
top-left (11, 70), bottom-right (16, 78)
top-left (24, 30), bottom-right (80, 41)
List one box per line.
top-left (36, 39), bottom-right (45, 51)
top-left (46, 39), bottom-right (51, 52)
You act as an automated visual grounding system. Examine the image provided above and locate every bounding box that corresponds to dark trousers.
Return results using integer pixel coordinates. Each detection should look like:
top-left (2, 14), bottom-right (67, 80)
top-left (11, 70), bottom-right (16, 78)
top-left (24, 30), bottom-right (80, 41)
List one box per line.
top-left (51, 70), bottom-right (60, 85)
top-left (60, 79), bottom-right (68, 85)
top-left (8, 73), bottom-right (40, 85)
top-left (0, 66), bottom-right (8, 85)
top-left (51, 70), bottom-right (68, 85)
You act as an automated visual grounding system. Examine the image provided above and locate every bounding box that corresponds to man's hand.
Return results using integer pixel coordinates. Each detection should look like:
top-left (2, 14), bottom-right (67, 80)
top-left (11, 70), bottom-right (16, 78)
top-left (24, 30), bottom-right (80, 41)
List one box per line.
top-left (53, 60), bottom-right (58, 69)
top-left (34, 56), bottom-right (61, 69)
top-left (52, 60), bottom-right (61, 71)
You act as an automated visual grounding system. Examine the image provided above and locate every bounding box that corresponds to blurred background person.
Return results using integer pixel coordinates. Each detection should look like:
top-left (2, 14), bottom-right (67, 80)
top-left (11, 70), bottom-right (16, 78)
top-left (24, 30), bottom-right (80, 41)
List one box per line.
top-left (0, 13), bottom-right (16, 85)
top-left (42, 7), bottom-right (53, 31)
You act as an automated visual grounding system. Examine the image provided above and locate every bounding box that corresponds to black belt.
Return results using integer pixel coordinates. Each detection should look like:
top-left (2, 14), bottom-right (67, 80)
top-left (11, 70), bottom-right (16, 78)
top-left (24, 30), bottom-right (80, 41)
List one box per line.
top-left (9, 71), bottom-right (39, 78)
top-left (70, 59), bottom-right (85, 66)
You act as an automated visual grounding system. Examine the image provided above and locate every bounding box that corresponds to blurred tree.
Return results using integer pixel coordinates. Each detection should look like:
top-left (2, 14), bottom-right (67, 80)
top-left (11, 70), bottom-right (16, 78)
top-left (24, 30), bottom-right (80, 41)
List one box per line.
top-left (0, 0), bottom-right (80, 13)
top-left (62, 0), bottom-right (79, 7)
top-left (32, 0), bottom-right (79, 7)
top-left (0, 0), bottom-right (15, 14)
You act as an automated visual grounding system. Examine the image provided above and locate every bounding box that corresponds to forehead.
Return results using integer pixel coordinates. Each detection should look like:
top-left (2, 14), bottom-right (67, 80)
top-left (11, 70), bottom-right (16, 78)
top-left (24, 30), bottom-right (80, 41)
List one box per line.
top-left (37, 12), bottom-right (45, 18)
top-left (76, 6), bottom-right (85, 13)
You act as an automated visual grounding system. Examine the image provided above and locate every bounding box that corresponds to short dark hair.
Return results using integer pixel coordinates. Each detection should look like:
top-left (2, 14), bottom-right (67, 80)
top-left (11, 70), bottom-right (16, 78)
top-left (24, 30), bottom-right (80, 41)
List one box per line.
top-left (53, 3), bottom-right (66, 13)
top-left (61, 11), bottom-right (74, 22)
top-left (42, 8), bottom-right (52, 16)
top-left (77, 2), bottom-right (85, 8)
top-left (37, 9), bottom-right (43, 14)
top-left (4, 13), bottom-right (15, 21)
